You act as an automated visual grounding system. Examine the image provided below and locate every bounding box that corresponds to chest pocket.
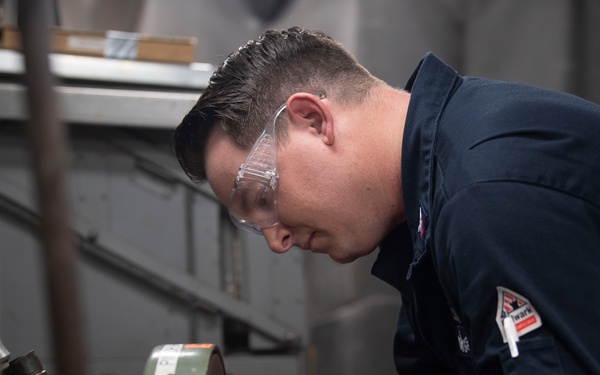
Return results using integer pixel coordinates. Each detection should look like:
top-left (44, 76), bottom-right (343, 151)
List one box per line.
top-left (407, 200), bottom-right (479, 374)
top-left (407, 237), bottom-right (478, 374)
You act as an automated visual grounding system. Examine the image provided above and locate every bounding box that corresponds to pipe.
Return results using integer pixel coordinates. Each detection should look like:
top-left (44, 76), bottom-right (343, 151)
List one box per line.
top-left (17, 1), bottom-right (86, 375)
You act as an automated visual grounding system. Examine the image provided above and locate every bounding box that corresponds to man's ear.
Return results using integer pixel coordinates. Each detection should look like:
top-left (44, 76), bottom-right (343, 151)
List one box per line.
top-left (286, 93), bottom-right (335, 145)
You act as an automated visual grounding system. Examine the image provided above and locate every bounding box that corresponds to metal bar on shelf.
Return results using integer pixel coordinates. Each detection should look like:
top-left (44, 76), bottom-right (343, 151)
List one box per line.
top-left (0, 82), bottom-right (198, 128)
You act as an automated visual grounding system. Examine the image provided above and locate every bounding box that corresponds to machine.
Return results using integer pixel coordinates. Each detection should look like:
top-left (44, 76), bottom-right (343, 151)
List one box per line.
top-left (0, 337), bottom-right (226, 375)
top-left (143, 344), bottom-right (226, 375)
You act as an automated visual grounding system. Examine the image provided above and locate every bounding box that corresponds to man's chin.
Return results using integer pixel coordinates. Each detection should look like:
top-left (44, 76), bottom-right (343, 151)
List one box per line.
top-left (327, 245), bottom-right (377, 264)
top-left (327, 251), bottom-right (361, 264)
top-left (329, 255), bottom-right (356, 264)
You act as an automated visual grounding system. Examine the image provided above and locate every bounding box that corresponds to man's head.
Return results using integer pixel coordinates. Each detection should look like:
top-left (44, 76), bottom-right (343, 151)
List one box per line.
top-left (174, 27), bottom-right (379, 183)
top-left (173, 27), bottom-right (407, 263)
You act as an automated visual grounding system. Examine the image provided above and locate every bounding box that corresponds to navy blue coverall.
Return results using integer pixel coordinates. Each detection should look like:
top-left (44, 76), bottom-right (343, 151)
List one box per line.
top-left (372, 53), bottom-right (600, 374)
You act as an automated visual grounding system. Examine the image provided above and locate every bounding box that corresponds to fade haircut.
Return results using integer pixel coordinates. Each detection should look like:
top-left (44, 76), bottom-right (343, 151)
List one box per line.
top-left (173, 26), bottom-right (380, 184)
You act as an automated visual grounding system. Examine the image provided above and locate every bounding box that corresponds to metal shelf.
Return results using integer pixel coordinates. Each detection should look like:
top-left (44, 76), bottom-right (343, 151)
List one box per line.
top-left (0, 49), bottom-right (211, 128)
top-left (0, 49), bottom-right (213, 89)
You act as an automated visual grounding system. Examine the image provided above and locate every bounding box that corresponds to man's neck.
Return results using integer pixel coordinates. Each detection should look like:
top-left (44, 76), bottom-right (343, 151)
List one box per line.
top-left (359, 85), bottom-right (410, 226)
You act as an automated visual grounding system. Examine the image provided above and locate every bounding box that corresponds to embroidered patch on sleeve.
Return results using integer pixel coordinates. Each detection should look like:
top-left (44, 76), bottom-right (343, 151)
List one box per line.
top-left (495, 286), bottom-right (543, 343)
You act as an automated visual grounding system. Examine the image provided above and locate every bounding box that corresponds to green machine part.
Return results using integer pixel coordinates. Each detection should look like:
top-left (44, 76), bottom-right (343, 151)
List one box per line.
top-left (143, 344), bottom-right (226, 375)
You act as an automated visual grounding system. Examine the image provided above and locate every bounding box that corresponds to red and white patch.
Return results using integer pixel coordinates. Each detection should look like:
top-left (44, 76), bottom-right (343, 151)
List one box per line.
top-left (496, 286), bottom-right (542, 342)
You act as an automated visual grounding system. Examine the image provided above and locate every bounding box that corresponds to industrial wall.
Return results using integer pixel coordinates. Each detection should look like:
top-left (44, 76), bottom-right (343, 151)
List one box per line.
top-left (43, 0), bottom-right (600, 102)
top-left (0, 1), bottom-right (598, 374)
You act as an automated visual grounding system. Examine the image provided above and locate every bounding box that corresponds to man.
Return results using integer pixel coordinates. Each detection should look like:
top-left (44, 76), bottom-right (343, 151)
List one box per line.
top-left (173, 27), bottom-right (600, 374)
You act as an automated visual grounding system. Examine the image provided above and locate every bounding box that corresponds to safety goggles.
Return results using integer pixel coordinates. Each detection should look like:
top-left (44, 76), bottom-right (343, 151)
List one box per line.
top-left (228, 104), bottom-right (287, 234)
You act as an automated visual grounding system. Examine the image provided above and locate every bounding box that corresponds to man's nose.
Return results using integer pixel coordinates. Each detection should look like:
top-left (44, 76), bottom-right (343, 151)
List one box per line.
top-left (261, 224), bottom-right (294, 253)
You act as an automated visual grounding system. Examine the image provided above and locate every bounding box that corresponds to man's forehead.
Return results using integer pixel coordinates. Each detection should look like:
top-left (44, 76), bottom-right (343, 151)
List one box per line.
top-left (205, 125), bottom-right (248, 205)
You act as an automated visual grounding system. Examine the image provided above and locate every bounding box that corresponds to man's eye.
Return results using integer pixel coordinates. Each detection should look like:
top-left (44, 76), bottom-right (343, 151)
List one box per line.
top-left (255, 192), bottom-right (268, 207)
top-left (254, 188), bottom-right (273, 210)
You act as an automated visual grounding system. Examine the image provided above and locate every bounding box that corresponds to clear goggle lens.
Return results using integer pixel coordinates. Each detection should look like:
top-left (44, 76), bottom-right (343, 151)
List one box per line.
top-left (228, 179), bottom-right (278, 234)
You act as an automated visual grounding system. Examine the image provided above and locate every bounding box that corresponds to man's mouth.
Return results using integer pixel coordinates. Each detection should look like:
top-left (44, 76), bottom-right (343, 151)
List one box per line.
top-left (302, 232), bottom-right (316, 251)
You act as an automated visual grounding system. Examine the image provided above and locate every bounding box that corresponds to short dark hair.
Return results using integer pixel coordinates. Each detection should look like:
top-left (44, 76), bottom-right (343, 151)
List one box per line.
top-left (173, 26), bottom-right (380, 183)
